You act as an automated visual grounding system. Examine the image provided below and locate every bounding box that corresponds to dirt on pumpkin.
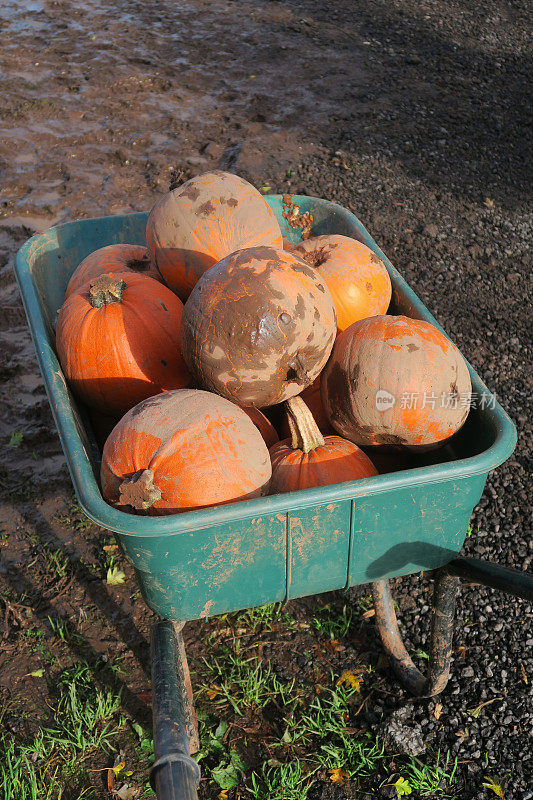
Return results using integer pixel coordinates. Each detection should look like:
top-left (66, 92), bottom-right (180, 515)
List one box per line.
top-left (1, 0), bottom-right (531, 798)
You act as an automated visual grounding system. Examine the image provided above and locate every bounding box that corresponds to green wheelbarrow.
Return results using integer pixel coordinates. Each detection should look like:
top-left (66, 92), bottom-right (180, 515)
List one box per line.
top-left (14, 196), bottom-right (532, 800)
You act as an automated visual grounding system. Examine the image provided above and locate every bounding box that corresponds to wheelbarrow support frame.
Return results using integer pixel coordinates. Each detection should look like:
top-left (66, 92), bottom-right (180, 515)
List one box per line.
top-left (372, 556), bottom-right (533, 697)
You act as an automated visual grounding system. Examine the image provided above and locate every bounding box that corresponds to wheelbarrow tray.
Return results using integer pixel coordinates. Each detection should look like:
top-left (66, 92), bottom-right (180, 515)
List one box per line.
top-left (14, 197), bottom-right (517, 621)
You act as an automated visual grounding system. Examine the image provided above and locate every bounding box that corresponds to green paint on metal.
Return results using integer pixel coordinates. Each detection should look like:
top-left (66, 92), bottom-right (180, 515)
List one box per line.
top-left (14, 198), bottom-right (517, 621)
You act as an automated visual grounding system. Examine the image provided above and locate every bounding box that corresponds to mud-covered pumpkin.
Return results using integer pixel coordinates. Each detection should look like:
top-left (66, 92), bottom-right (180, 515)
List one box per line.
top-left (65, 244), bottom-right (160, 300)
top-left (56, 272), bottom-right (190, 416)
top-left (321, 315), bottom-right (472, 447)
top-left (181, 246), bottom-right (337, 407)
top-left (294, 235), bottom-right (392, 331)
top-left (269, 396), bottom-right (378, 495)
top-left (101, 389), bottom-right (272, 514)
top-left (146, 171), bottom-right (283, 300)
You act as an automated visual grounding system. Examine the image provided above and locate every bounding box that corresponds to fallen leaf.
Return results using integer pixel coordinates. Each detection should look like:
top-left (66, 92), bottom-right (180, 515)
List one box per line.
top-left (361, 608), bottom-right (375, 619)
top-left (455, 727), bottom-right (469, 743)
top-left (103, 544), bottom-right (118, 551)
top-left (329, 767), bottom-right (348, 784)
top-left (206, 684), bottom-right (221, 700)
top-left (325, 639), bottom-right (345, 654)
top-left (468, 697), bottom-right (503, 719)
top-left (393, 776), bottom-right (412, 796)
top-left (211, 750), bottom-right (247, 790)
top-left (520, 663), bottom-right (528, 684)
top-left (28, 669), bottom-right (45, 678)
top-left (106, 566), bottom-right (126, 585)
top-left (455, 645), bottom-right (468, 658)
top-left (108, 760), bottom-right (127, 791)
top-left (218, 792), bottom-right (228, 800)
top-left (336, 670), bottom-right (362, 692)
top-left (482, 775), bottom-right (504, 797)
top-left (434, 702), bottom-right (443, 720)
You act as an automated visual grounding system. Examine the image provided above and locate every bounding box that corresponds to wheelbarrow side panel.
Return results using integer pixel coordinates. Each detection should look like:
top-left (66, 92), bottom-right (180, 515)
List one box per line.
top-left (123, 473), bottom-right (485, 621)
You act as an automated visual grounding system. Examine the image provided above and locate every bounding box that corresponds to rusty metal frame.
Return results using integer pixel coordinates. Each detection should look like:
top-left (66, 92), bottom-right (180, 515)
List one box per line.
top-left (371, 556), bottom-right (533, 697)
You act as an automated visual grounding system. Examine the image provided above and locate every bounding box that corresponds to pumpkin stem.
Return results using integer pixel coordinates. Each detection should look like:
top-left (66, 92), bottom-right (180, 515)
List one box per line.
top-left (285, 396), bottom-right (325, 453)
top-left (117, 468), bottom-right (162, 511)
top-left (89, 273), bottom-right (126, 308)
top-left (282, 195), bottom-right (313, 239)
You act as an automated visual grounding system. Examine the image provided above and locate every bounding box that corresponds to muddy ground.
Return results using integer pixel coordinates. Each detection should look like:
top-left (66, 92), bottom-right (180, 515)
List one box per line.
top-left (0, 0), bottom-right (531, 798)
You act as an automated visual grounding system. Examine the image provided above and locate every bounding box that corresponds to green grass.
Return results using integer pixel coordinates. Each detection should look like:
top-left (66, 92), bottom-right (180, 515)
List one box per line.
top-left (195, 617), bottom-right (459, 799)
top-left (47, 615), bottom-right (87, 648)
top-left (401, 749), bottom-right (458, 797)
top-left (45, 549), bottom-right (72, 580)
top-left (53, 499), bottom-right (95, 535)
top-left (236, 602), bottom-right (293, 632)
top-left (249, 761), bottom-right (316, 799)
top-left (201, 638), bottom-right (297, 715)
top-left (312, 603), bottom-right (353, 639)
top-left (0, 662), bottom-right (124, 799)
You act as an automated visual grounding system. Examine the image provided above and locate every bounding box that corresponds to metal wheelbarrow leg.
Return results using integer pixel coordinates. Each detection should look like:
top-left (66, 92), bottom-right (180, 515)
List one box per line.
top-left (372, 556), bottom-right (533, 697)
top-left (150, 621), bottom-right (201, 800)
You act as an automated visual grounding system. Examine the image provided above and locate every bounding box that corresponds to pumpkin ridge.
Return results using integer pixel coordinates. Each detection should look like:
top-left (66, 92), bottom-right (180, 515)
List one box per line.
top-left (122, 297), bottom-right (175, 379)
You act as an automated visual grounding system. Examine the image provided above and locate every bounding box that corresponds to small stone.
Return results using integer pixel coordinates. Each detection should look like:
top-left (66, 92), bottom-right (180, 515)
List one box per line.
top-left (378, 710), bottom-right (426, 756)
top-left (424, 223), bottom-right (439, 238)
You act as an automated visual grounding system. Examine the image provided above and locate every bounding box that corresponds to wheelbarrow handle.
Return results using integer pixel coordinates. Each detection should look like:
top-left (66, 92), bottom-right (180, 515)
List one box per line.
top-left (150, 621), bottom-right (200, 800)
top-left (445, 556), bottom-right (533, 601)
top-left (372, 556), bottom-right (533, 697)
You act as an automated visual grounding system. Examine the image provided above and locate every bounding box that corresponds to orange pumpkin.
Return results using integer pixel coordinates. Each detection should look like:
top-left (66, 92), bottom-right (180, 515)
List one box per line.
top-left (101, 389), bottom-right (272, 514)
top-left (181, 246), bottom-right (337, 408)
top-left (146, 171), bottom-right (283, 300)
top-left (56, 272), bottom-right (190, 416)
top-left (321, 315), bottom-right (472, 447)
top-left (65, 244), bottom-right (160, 300)
top-left (269, 396), bottom-right (377, 495)
top-left (242, 406), bottom-right (279, 449)
top-left (294, 235), bottom-right (392, 331)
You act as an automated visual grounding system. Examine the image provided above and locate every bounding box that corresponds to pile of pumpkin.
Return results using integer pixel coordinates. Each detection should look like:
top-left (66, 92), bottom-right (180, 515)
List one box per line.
top-left (56, 171), bottom-right (471, 515)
